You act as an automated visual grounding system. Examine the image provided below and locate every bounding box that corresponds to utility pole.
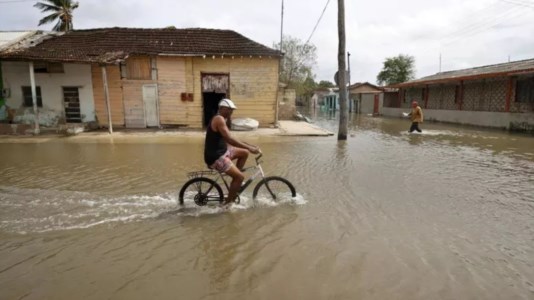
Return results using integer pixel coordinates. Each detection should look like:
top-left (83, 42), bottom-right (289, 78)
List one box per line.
top-left (275, 0), bottom-right (284, 127)
top-left (347, 51), bottom-right (351, 113)
top-left (337, 0), bottom-right (348, 140)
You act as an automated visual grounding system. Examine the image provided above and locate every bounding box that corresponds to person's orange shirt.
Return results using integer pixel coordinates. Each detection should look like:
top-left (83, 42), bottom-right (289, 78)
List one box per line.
top-left (411, 106), bottom-right (424, 123)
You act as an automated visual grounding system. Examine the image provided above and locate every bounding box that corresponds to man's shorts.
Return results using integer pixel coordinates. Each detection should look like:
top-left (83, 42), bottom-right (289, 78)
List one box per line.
top-left (209, 147), bottom-right (236, 173)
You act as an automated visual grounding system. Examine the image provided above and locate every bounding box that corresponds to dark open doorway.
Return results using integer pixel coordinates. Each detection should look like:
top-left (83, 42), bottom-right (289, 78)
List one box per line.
top-left (203, 92), bottom-right (226, 127)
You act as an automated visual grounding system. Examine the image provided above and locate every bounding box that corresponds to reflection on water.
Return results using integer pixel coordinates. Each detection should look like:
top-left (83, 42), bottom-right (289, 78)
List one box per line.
top-left (1, 111), bottom-right (533, 299)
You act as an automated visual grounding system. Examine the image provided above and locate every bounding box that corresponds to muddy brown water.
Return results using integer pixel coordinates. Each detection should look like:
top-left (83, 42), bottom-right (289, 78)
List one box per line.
top-left (1, 113), bottom-right (533, 299)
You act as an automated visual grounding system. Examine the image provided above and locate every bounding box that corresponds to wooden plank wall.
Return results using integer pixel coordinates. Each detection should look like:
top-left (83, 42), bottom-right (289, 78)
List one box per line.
top-left (192, 57), bottom-right (279, 128)
top-left (91, 57), bottom-right (280, 129)
top-left (122, 80), bottom-right (155, 128)
top-left (157, 56), bottom-right (188, 125)
top-left (91, 65), bottom-right (125, 126)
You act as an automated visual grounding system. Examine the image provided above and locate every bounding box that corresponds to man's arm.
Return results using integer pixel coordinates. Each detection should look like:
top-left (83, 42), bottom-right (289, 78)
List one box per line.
top-left (212, 115), bottom-right (259, 153)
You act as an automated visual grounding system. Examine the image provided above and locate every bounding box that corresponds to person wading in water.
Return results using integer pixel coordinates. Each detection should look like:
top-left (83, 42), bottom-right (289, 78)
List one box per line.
top-left (408, 100), bottom-right (424, 133)
top-left (204, 99), bottom-right (261, 206)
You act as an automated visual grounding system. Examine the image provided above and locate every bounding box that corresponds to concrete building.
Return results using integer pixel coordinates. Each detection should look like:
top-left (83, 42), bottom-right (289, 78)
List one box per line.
top-left (348, 82), bottom-right (384, 115)
top-left (0, 28), bottom-right (282, 132)
top-left (382, 59), bottom-right (534, 133)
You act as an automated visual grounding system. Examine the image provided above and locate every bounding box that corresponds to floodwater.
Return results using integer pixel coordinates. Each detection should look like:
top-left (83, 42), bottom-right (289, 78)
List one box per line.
top-left (1, 113), bottom-right (533, 300)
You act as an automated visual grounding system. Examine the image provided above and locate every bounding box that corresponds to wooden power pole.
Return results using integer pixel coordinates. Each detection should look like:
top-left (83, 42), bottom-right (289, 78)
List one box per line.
top-left (337, 0), bottom-right (348, 140)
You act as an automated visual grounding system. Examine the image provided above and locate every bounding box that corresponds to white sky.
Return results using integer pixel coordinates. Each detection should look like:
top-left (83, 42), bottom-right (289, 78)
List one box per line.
top-left (1, 0), bottom-right (533, 84)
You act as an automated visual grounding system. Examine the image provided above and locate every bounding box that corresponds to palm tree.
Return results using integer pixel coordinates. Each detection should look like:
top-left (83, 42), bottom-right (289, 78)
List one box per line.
top-left (34, 0), bottom-right (79, 32)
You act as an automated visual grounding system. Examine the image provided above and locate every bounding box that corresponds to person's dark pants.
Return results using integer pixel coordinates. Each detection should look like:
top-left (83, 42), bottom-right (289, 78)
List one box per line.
top-left (409, 122), bottom-right (422, 133)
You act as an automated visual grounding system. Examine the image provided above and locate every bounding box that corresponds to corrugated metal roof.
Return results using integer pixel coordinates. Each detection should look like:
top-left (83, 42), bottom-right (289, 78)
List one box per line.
top-left (0, 27), bottom-right (282, 64)
top-left (391, 58), bottom-right (534, 88)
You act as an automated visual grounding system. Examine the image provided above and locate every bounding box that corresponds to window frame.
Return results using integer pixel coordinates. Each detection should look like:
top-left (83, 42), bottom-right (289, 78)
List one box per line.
top-left (515, 76), bottom-right (534, 104)
top-left (22, 86), bottom-right (43, 107)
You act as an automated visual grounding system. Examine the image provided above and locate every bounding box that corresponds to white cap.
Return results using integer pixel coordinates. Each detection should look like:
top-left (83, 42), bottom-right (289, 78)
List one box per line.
top-left (219, 98), bottom-right (237, 109)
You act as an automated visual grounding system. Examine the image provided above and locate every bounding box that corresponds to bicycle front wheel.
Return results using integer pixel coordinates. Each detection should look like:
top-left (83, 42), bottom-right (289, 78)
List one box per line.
top-left (252, 176), bottom-right (296, 201)
top-left (179, 177), bottom-right (224, 206)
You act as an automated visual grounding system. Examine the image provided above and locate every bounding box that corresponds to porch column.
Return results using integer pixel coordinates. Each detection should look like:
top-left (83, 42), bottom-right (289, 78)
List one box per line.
top-left (424, 85), bottom-right (429, 109)
top-left (29, 62), bottom-right (40, 134)
top-left (505, 77), bottom-right (515, 112)
top-left (459, 80), bottom-right (464, 110)
top-left (101, 66), bottom-right (113, 134)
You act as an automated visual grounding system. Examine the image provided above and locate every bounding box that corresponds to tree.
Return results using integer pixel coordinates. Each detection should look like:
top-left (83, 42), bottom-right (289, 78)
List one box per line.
top-left (34, 0), bottom-right (79, 32)
top-left (376, 54), bottom-right (415, 86)
top-left (317, 80), bottom-right (335, 88)
top-left (273, 35), bottom-right (317, 91)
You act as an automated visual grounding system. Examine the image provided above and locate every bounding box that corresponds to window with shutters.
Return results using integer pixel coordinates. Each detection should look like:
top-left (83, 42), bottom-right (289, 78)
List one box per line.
top-left (125, 56), bottom-right (151, 80)
top-left (22, 86), bottom-right (43, 107)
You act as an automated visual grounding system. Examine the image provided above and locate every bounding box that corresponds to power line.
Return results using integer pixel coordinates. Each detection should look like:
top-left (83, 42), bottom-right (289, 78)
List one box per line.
top-left (305, 0), bottom-right (331, 45)
top-left (440, 7), bottom-right (527, 47)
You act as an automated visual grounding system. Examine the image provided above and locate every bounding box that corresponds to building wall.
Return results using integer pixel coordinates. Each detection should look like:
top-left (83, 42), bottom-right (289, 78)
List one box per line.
top-left (91, 65), bottom-right (124, 126)
top-left (278, 88), bottom-right (296, 120)
top-left (122, 79), bottom-right (156, 128)
top-left (383, 92), bottom-right (399, 108)
top-left (382, 107), bottom-right (534, 132)
top-left (92, 56), bottom-right (279, 129)
top-left (192, 56), bottom-right (279, 128)
top-left (157, 56), bottom-right (190, 126)
top-left (360, 93), bottom-right (384, 114)
top-left (462, 78), bottom-right (507, 112)
top-left (2, 61), bottom-right (95, 126)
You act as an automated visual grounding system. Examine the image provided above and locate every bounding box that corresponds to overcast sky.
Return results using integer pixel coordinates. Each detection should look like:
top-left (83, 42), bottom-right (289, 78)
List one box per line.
top-left (1, 0), bottom-right (533, 84)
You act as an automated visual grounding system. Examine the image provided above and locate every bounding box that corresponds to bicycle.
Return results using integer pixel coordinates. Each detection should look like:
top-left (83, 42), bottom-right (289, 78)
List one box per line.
top-left (178, 153), bottom-right (296, 206)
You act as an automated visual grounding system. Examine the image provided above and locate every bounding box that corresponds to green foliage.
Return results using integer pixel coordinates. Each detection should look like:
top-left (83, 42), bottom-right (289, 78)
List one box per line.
top-left (295, 76), bottom-right (317, 99)
top-left (317, 80), bottom-right (335, 88)
top-left (273, 35), bottom-right (317, 96)
top-left (376, 54), bottom-right (416, 86)
top-left (34, 0), bottom-right (79, 32)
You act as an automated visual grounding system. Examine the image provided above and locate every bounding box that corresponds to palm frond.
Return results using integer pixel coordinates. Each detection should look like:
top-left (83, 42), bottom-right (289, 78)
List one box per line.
top-left (52, 20), bottom-right (63, 32)
top-left (37, 12), bottom-right (61, 26)
top-left (33, 3), bottom-right (59, 13)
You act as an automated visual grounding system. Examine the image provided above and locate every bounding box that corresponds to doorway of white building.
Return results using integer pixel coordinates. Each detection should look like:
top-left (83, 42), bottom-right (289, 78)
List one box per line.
top-left (63, 87), bottom-right (81, 123)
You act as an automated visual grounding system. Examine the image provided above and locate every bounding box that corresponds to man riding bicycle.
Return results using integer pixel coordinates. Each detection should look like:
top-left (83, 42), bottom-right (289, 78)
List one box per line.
top-left (204, 99), bottom-right (261, 206)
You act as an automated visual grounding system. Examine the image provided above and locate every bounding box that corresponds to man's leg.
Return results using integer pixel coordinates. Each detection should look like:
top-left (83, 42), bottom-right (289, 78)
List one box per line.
top-left (409, 122), bottom-right (417, 133)
top-left (415, 123), bottom-right (422, 133)
top-left (224, 165), bottom-right (245, 204)
top-left (230, 147), bottom-right (249, 170)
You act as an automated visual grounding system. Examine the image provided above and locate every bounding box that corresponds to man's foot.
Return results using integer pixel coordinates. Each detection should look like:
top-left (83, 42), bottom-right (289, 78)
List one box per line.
top-left (221, 198), bottom-right (234, 208)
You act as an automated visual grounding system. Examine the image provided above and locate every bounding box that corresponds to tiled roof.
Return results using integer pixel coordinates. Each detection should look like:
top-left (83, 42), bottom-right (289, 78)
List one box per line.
top-left (0, 27), bottom-right (282, 64)
top-left (391, 58), bottom-right (534, 87)
top-left (348, 82), bottom-right (383, 91)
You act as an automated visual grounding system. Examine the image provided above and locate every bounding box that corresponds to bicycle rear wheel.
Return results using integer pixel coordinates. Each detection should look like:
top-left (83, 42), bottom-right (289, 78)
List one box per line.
top-left (252, 176), bottom-right (296, 201)
top-left (179, 177), bottom-right (224, 206)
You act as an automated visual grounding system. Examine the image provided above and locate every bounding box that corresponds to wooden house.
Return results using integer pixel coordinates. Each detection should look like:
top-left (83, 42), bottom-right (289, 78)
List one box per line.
top-left (0, 28), bottom-right (282, 132)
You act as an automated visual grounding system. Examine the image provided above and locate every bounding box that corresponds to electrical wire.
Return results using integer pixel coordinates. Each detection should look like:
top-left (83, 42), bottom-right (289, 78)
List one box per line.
top-left (305, 0), bottom-right (331, 45)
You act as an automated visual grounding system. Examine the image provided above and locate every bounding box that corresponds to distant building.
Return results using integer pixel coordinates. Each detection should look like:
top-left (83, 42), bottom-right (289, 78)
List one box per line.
top-left (383, 59), bottom-right (534, 132)
top-left (348, 82), bottom-right (384, 115)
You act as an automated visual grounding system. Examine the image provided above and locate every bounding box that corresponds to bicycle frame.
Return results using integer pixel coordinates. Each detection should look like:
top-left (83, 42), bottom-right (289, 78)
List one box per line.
top-left (216, 154), bottom-right (265, 195)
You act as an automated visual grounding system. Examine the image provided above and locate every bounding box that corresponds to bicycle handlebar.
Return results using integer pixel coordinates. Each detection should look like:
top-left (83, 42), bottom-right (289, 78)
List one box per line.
top-left (255, 153), bottom-right (263, 164)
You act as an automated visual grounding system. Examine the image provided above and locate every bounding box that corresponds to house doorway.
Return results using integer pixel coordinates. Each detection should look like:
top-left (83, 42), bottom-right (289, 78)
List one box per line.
top-left (143, 84), bottom-right (159, 127)
top-left (201, 73), bottom-right (229, 127)
top-left (63, 87), bottom-right (81, 123)
top-left (203, 92), bottom-right (226, 126)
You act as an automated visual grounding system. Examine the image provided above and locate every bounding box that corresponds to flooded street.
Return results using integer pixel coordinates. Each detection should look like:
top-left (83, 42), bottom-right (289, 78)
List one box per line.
top-left (1, 113), bottom-right (533, 300)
